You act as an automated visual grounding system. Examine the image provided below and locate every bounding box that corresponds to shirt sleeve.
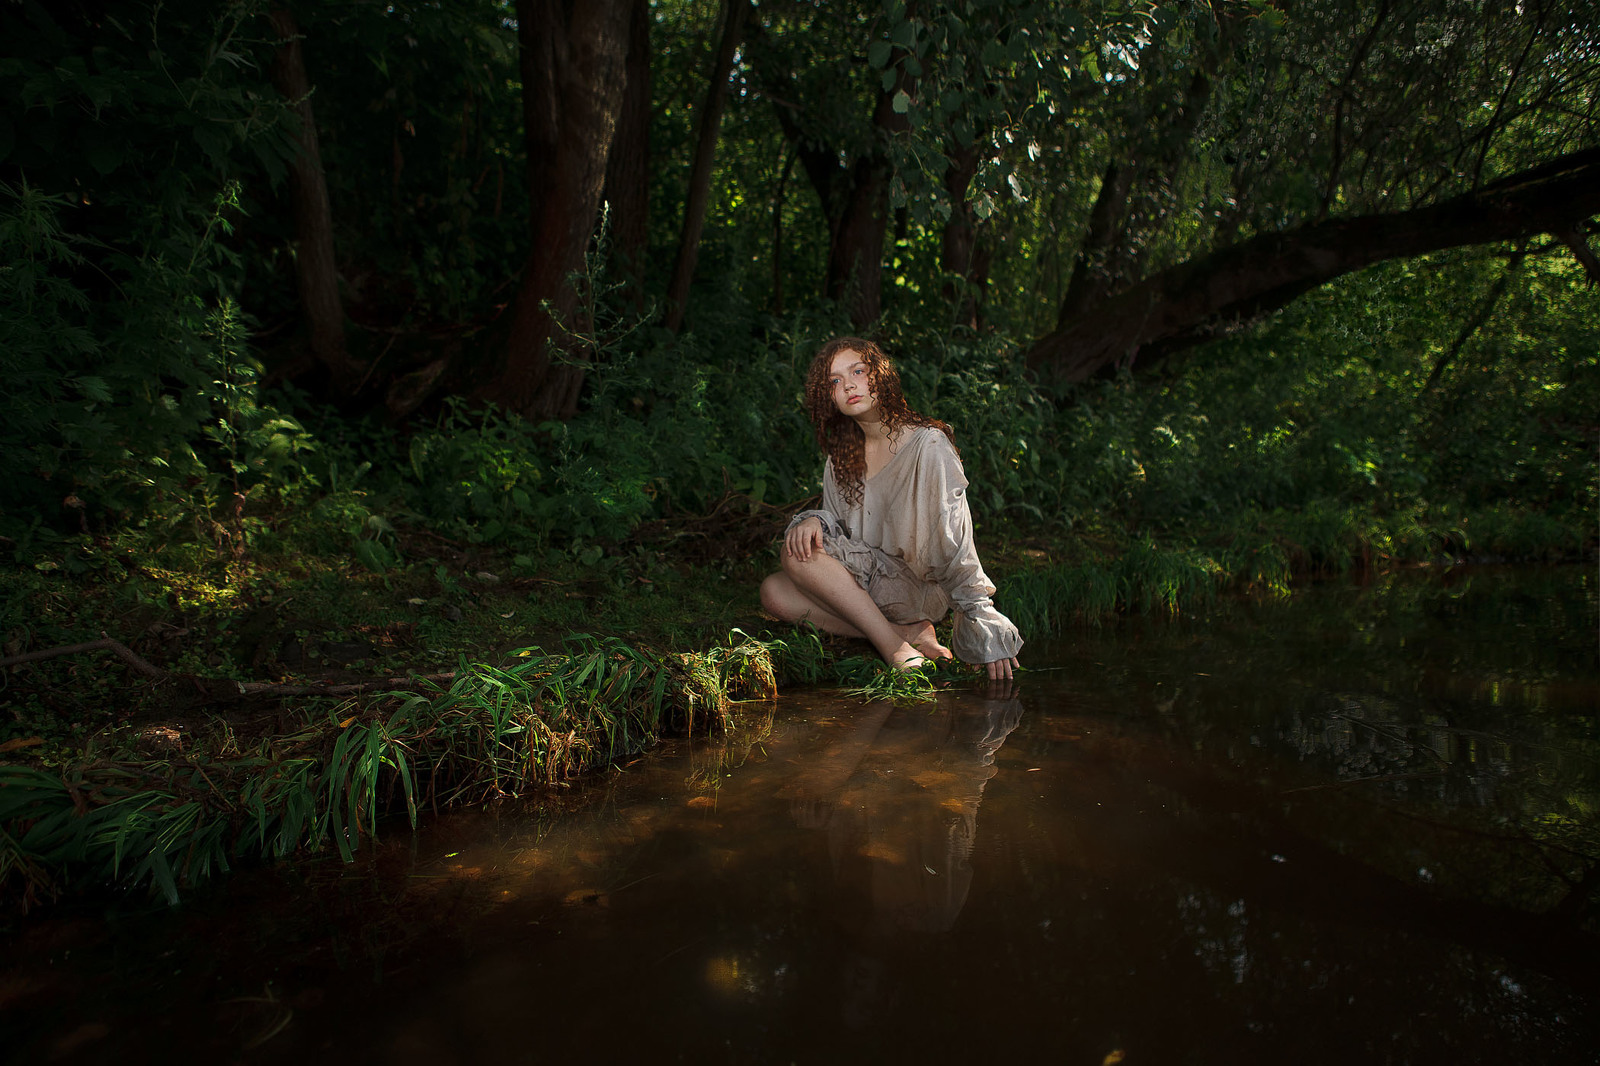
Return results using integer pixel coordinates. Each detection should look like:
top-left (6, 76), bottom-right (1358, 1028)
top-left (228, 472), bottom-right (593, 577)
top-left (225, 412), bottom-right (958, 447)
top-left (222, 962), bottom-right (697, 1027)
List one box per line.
top-left (915, 432), bottom-right (1024, 664)
top-left (785, 508), bottom-right (848, 538)
top-left (785, 458), bottom-right (853, 538)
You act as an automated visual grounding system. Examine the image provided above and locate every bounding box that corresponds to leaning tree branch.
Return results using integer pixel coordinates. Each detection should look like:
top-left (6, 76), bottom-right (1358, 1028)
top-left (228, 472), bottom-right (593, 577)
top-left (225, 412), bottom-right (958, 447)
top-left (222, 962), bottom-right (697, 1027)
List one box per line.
top-left (1557, 223), bottom-right (1600, 284)
top-left (1026, 146), bottom-right (1600, 381)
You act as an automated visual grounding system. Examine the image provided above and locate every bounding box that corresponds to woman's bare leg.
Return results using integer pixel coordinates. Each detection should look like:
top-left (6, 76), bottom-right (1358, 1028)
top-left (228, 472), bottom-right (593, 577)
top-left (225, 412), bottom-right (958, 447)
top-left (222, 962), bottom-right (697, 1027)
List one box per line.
top-left (760, 572), bottom-right (866, 637)
top-left (760, 556), bottom-right (927, 669)
top-left (761, 571), bottom-right (952, 665)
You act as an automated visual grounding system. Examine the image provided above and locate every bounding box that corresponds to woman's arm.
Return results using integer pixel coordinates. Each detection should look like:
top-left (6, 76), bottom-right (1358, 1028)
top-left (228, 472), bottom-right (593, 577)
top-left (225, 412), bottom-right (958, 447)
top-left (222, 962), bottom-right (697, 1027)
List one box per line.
top-left (913, 433), bottom-right (1024, 673)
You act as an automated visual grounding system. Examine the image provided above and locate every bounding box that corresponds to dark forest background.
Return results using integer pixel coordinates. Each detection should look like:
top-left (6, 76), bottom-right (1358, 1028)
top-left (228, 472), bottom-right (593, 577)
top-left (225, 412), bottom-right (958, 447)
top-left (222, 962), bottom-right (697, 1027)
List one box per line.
top-left (2, 0), bottom-right (1596, 573)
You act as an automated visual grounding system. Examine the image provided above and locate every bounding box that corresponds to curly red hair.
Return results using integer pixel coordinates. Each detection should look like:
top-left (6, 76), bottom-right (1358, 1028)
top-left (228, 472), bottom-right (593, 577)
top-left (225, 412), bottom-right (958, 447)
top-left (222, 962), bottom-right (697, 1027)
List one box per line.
top-left (803, 337), bottom-right (955, 508)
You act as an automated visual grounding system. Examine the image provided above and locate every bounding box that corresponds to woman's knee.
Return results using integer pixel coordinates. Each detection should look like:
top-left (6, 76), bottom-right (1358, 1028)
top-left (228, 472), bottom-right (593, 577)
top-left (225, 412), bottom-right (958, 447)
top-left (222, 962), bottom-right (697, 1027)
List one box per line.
top-left (781, 546), bottom-right (832, 585)
top-left (760, 572), bottom-right (796, 618)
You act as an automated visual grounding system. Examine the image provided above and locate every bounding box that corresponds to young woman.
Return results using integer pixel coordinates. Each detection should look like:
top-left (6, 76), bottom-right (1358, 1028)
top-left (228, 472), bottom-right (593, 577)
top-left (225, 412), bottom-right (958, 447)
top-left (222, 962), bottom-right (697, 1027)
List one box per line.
top-left (760, 337), bottom-right (1023, 679)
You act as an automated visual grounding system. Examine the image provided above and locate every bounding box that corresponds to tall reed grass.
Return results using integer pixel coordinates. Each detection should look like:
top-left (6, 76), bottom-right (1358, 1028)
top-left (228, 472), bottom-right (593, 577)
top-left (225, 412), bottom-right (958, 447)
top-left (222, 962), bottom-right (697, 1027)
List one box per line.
top-left (0, 635), bottom-right (780, 909)
top-left (998, 537), bottom-right (1229, 635)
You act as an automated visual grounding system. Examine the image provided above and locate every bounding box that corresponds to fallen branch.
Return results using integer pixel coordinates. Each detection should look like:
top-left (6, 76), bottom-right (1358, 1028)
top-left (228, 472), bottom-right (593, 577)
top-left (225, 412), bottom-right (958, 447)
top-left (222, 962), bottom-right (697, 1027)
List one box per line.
top-left (0, 634), bottom-right (167, 680)
top-left (0, 636), bottom-right (458, 702)
top-left (229, 673), bottom-right (459, 698)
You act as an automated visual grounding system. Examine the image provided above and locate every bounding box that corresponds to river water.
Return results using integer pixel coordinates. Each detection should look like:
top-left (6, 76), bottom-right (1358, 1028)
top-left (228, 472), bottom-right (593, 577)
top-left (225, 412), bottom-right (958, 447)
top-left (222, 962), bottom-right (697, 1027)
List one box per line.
top-left (4, 567), bottom-right (1597, 1064)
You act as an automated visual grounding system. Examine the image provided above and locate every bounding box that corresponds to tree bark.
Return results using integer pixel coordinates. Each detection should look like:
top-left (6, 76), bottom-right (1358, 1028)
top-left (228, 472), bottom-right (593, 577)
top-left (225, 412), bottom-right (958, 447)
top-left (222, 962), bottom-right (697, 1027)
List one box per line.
top-left (267, 8), bottom-right (356, 393)
top-left (1026, 148), bottom-right (1600, 381)
top-left (1055, 159), bottom-right (1137, 323)
top-left (823, 72), bottom-right (910, 328)
top-left (603, 0), bottom-right (652, 312)
top-left (664, 0), bottom-right (749, 333)
top-left (940, 143), bottom-right (986, 329)
top-left (752, 24), bottom-right (910, 329)
top-left (483, 0), bottom-right (630, 422)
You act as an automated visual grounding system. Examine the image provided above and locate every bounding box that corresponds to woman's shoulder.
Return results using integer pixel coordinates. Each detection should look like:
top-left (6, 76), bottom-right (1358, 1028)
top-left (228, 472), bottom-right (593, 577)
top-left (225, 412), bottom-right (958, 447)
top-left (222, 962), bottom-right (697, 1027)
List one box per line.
top-left (901, 423), bottom-right (958, 460)
top-left (899, 422), bottom-right (949, 446)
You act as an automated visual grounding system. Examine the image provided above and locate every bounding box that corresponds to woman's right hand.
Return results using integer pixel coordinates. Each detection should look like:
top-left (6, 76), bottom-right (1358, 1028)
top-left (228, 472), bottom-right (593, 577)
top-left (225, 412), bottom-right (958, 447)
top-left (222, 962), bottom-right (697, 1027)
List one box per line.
top-left (785, 516), bottom-right (825, 562)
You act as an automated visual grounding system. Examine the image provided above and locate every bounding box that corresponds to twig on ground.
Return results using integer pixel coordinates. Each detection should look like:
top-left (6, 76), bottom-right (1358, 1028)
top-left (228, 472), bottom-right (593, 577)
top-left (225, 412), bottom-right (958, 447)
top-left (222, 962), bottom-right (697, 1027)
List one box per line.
top-left (0, 633), bottom-right (167, 680)
top-left (230, 673), bottom-right (458, 698)
top-left (0, 635), bottom-right (456, 702)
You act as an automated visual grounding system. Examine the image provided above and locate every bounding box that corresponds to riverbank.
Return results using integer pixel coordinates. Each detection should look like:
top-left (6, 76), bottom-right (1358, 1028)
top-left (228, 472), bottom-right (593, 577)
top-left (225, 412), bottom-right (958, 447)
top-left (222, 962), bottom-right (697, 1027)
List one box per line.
top-left (4, 568), bottom-right (1594, 1065)
top-left (1, 505), bottom-right (1592, 911)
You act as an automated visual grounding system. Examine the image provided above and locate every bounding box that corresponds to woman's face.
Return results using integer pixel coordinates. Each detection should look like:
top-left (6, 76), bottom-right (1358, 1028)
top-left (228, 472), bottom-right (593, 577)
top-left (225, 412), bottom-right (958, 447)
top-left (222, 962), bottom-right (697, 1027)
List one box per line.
top-left (828, 349), bottom-right (879, 421)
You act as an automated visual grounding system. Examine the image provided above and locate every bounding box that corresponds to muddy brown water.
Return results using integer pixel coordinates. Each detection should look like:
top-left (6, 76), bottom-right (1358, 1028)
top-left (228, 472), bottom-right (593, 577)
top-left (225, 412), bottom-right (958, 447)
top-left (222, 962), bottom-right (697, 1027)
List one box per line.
top-left (3, 567), bottom-right (1597, 1064)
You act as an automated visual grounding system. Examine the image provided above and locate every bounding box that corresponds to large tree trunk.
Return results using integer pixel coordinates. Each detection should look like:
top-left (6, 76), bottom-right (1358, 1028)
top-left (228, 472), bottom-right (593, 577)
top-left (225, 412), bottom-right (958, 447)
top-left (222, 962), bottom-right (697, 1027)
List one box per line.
top-left (939, 143), bottom-right (986, 329)
top-left (1026, 148), bottom-right (1600, 381)
top-left (664, 0), bottom-right (749, 333)
top-left (826, 154), bottom-right (891, 327)
top-left (1056, 63), bottom-right (1216, 327)
top-left (603, 0), bottom-right (652, 313)
top-left (753, 25), bottom-right (909, 329)
top-left (482, 0), bottom-right (630, 422)
top-left (824, 73), bottom-right (911, 327)
top-left (267, 8), bottom-right (356, 393)
top-left (1055, 160), bottom-right (1136, 323)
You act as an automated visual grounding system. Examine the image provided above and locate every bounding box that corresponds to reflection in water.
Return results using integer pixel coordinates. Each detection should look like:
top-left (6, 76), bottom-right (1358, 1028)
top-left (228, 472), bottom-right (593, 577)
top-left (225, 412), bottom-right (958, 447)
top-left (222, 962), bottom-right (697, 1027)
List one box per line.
top-left (787, 690), bottom-right (1022, 934)
top-left (781, 689), bottom-right (1023, 1028)
top-left (2, 569), bottom-right (1596, 1064)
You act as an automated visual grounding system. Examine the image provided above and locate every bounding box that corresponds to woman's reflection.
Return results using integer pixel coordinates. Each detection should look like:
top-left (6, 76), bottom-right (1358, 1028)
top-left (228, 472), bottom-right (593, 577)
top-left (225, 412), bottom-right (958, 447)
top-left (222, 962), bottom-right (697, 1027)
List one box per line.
top-left (784, 681), bottom-right (1024, 928)
top-left (783, 684), bottom-right (1024, 1024)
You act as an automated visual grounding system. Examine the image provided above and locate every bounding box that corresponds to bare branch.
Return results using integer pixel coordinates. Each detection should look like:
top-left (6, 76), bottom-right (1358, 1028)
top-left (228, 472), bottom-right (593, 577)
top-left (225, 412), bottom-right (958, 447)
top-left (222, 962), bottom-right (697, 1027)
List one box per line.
top-left (0, 635), bottom-right (166, 680)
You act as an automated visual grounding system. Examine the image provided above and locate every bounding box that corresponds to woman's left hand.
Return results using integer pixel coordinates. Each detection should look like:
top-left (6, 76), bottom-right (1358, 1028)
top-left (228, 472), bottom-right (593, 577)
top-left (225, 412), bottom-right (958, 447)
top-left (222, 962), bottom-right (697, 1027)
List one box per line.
top-left (985, 656), bottom-right (1020, 681)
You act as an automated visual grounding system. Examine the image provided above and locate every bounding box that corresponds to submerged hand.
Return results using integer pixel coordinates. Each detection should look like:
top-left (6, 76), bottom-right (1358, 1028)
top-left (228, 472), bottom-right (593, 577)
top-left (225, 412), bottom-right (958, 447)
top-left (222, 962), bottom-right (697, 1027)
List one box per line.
top-left (985, 656), bottom-right (1020, 681)
top-left (785, 516), bottom-right (825, 562)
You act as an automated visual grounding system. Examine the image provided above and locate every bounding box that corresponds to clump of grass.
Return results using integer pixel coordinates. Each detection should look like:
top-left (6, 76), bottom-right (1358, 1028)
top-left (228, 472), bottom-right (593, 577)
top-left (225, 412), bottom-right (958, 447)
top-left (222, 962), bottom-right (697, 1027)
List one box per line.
top-left (0, 633), bottom-right (783, 909)
top-left (843, 664), bottom-right (938, 703)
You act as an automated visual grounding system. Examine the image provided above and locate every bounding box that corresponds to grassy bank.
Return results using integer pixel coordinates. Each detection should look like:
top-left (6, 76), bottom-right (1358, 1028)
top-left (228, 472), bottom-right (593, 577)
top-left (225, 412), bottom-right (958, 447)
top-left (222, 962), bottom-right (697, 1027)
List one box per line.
top-left (0, 526), bottom-right (968, 910)
top-left (4, 489), bottom-right (1590, 912)
top-left (0, 633), bottom-right (787, 909)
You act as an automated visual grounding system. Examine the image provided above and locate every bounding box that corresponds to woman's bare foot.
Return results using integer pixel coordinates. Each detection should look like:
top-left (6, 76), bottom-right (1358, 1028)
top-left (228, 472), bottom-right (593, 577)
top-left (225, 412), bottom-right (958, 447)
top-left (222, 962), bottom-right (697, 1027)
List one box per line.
top-left (894, 620), bottom-right (951, 662)
top-left (888, 643), bottom-right (928, 671)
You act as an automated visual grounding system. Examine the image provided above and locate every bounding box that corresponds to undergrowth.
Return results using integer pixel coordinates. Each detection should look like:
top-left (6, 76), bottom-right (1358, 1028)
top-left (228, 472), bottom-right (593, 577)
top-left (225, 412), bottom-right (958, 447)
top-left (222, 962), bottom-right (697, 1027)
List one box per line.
top-left (0, 625), bottom-right (1001, 910)
top-left (0, 634), bottom-right (776, 909)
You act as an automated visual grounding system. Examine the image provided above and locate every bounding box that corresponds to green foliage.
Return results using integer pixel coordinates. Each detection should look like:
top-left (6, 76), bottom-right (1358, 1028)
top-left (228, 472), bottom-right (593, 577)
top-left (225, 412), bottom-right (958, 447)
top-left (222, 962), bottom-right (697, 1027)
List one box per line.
top-left (0, 180), bottom-right (317, 542)
top-left (0, 632), bottom-right (783, 907)
top-left (1, 0), bottom-right (1592, 611)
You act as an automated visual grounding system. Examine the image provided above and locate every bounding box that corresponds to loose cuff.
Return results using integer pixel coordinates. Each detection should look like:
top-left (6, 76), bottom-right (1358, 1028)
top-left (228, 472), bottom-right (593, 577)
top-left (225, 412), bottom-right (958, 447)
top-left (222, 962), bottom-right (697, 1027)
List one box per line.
top-left (786, 508), bottom-right (850, 539)
top-left (950, 602), bottom-right (1024, 665)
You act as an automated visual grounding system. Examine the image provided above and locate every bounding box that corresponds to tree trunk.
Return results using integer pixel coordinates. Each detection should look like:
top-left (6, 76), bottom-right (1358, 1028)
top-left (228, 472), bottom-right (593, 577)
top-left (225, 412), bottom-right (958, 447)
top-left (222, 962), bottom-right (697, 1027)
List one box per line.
top-left (754, 26), bottom-right (909, 329)
top-left (940, 143), bottom-right (985, 329)
top-left (1055, 160), bottom-right (1136, 323)
top-left (827, 152), bottom-right (891, 327)
top-left (1026, 148), bottom-right (1600, 381)
top-left (664, 0), bottom-right (749, 333)
top-left (1056, 63), bottom-right (1215, 328)
top-left (267, 8), bottom-right (355, 393)
top-left (824, 66), bottom-right (912, 328)
top-left (482, 0), bottom-right (630, 422)
top-left (603, 0), bottom-right (652, 312)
